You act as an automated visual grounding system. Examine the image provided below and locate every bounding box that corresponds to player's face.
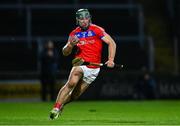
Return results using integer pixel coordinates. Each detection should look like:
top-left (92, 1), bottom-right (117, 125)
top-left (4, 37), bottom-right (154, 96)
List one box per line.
top-left (77, 17), bottom-right (90, 29)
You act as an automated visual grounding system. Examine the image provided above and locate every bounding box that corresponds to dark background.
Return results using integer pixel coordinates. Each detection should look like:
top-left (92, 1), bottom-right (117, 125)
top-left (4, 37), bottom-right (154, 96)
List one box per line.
top-left (0, 0), bottom-right (179, 100)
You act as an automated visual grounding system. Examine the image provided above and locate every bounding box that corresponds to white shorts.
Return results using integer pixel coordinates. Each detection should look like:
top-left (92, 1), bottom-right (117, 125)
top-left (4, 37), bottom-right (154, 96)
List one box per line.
top-left (79, 66), bottom-right (100, 84)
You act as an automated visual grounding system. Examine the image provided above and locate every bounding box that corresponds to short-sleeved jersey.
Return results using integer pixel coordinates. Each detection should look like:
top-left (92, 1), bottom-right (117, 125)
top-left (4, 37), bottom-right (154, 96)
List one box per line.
top-left (69, 24), bottom-right (105, 68)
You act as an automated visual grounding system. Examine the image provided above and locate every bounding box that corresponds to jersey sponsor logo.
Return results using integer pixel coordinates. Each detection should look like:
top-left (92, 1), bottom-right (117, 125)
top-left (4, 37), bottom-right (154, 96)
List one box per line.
top-left (78, 40), bottom-right (95, 45)
top-left (75, 30), bottom-right (95, 38)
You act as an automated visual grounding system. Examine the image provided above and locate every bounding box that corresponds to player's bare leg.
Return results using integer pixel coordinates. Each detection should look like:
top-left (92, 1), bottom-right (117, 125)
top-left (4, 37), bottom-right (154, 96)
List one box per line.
top-left (64, 79), bottom-right (89, 105)
top-left (50, 66), bottom-right (83, 119)
top-left (53, 79), bottom-right (89, 119)
top-left (50, 77), bottom-right (89, 120)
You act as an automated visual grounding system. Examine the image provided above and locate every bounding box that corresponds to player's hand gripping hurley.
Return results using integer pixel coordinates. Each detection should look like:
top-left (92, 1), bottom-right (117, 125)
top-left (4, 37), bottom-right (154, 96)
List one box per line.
top-left (69, 35), bottom-right (79, 46)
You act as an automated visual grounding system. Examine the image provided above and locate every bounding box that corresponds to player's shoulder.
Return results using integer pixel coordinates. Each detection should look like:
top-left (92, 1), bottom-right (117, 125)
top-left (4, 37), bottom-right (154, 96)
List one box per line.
top-left (90, 24), bottom-right (105, 31)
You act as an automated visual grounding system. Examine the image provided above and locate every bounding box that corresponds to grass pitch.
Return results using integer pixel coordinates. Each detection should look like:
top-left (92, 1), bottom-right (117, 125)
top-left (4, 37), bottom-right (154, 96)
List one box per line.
top-left (0, 100), bottom-right (180, 125)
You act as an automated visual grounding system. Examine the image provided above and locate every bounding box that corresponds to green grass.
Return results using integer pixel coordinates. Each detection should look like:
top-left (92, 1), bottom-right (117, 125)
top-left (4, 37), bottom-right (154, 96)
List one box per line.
top-left (0, 100), bottom-right (180, 125)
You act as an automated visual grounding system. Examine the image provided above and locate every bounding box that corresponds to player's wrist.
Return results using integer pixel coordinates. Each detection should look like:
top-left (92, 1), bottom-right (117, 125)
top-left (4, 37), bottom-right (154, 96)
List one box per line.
top-left (108, 58), bottom-right (114, 62)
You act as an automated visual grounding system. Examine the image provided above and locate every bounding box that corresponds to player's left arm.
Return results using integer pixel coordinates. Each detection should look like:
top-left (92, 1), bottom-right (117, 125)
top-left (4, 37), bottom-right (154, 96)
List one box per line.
top-left (101, 33), bottom-right (116, 68)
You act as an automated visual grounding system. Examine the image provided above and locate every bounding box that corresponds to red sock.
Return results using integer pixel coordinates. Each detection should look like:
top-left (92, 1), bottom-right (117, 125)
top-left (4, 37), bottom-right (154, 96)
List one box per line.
top-left (54, 103), bottom-right (62, 109)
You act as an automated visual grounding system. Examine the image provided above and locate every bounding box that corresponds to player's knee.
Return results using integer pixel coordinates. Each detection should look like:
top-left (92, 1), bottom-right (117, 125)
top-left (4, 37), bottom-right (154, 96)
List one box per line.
top-left (67, 81), bottom-right (77, 89)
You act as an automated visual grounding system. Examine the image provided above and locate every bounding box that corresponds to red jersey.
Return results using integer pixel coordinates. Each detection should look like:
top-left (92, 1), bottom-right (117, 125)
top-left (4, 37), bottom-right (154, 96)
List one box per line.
top-left (69, 24), bottom-right (106, 68)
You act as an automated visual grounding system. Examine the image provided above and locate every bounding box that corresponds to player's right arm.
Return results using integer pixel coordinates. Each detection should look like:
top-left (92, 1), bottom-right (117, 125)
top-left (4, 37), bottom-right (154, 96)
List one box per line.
top-left (62, 35), bottom-right (79, 56)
